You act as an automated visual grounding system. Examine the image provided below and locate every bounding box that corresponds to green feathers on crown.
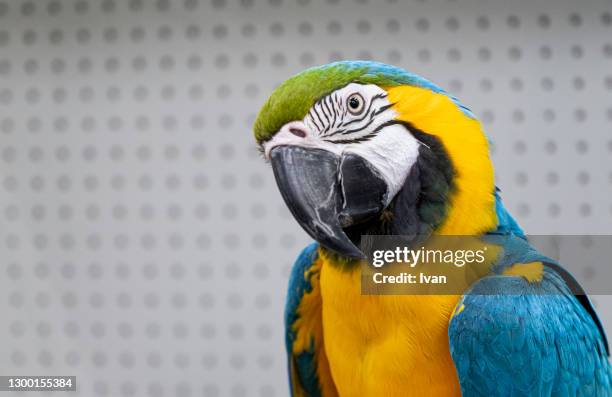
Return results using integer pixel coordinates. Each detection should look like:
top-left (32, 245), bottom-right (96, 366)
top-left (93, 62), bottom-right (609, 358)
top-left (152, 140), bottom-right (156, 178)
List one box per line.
top-left (253, 61), bottom-right (445, 143)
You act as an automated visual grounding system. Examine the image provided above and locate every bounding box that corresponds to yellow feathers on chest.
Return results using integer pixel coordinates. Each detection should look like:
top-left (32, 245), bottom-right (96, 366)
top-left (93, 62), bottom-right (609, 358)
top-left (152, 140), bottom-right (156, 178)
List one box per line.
top-left (317, 250), bottom-right (462, 397)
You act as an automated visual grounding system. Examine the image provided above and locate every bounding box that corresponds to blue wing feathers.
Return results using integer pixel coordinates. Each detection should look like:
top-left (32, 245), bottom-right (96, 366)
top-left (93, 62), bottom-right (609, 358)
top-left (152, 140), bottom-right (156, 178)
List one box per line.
top-left (450, 265), bottom-right (612, 396)
top-left (285, 242), bottom-right (322, 397)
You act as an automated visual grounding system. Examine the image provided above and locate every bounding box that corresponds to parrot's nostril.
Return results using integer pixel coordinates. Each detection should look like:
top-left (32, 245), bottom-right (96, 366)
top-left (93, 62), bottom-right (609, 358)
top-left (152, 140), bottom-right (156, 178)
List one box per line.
top-left (289, 127), bottom-right (307, 138)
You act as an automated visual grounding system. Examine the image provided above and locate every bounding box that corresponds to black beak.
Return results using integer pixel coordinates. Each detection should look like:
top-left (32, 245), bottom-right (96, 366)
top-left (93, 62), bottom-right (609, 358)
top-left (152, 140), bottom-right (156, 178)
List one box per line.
top-left (270, 145), bottom-right (388, 259)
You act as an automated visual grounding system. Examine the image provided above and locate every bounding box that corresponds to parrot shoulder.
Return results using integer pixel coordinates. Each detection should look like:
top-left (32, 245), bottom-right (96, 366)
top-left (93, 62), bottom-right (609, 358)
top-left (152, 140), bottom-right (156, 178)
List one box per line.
top-left (285, 243), bottom-right (338, 397)
top-left (449, 264), bottom-right (612, 396)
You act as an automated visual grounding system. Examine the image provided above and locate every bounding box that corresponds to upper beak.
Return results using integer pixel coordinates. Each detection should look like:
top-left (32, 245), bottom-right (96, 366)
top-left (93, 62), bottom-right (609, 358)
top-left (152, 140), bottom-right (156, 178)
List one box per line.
top-left (270, 145), bottom-right (388, 259)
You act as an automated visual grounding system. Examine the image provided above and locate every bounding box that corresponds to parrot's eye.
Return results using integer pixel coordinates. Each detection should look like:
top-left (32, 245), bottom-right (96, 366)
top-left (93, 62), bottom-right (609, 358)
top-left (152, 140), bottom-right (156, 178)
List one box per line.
top-left (347, 93), bottom-right (365, 115)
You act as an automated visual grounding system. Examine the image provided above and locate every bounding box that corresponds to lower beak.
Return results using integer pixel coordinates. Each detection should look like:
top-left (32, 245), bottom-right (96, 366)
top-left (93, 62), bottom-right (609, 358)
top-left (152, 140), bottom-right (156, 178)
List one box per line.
top-left (270, 145), bottom-right (388, 259)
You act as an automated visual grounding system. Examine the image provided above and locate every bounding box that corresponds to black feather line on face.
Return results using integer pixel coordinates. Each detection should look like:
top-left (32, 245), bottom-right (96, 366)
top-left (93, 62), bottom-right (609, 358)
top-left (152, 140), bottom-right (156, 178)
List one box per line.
top-left (311, 106), bottom-right (325, 131)
top-left (339, 93), bottom-right (387, 128)
top-left (317, 98), bottom-right (331, 130)
top-left (323, 96), bottom-right (336, 134)
top-left (341, 122), bottom-right (455, 259)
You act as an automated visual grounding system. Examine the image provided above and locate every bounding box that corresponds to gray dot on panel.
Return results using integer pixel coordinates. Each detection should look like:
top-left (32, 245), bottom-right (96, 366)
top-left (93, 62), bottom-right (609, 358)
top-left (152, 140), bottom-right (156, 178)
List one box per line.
top-left (298, 22), bottom-right (313, 36)
top-left (516, 203), bottom-right (530, 217)
top-left (241, 23), bottom-right (256, 38)
top-left (7, 262), bottom-right (21, 279)
top-left (543, 109), bottom-right (556, 122)
top-left (119, 351), bottom-right (135, 368)
top-left (170, 289), bottom-right (187, 307)
top-left (577, 171), bottom-right (590, 185)
top-left (91, 322), bottom-right (106, 338)
top-left (93, 380), bottom-right (109, 396)
top-left (36, 292), bottom-right (50, 309)
top-left (196, 233), bottom-right (211, 249)
top-left (173, 322), bottom-right (188, 337)
top-left (198, 263), bottom-right (213, 279)
top-left (327, 21), bottom-right (342, 35)
top-left (148, 383), bottom-right (164, 397)
top-left (252, 233), bottom-right (267, 249)
top-left (356, 20), bottom-right (371, 34)
top-left (174, 352), bottom-right (190, 369)
top-left (257, 354), bottom-right (274, 370)
top-left (546, 172), bottom-right (559, 186)
top-left (38, 350), bottom-right (53, 367)
top-left (66, 351), bottom-right (80, 367)
top-left (11, 351), bottom-right (26, 366)
top-left (256, 323), bottom-right (272, 340)
top-left (130, 26), bottom-right (145, 42)
top-left (203, 384), bottom-right (219, 397)
top-left (541, 77), bottom-right (554, 91)
top-left (574, 108), bottom-right (587, 122)
top-left (165, 174), bottom-right (181, 190)
top-left (118, 322), bottom-right (133, 338)
top-left (603, 12), bottom-right (612, 26)
top-left (157, 0), bottom-right (170, 11)
top-left (329, 51), bottom-right (343, 62)
top-left (571, 45), bottom-right (584, 59)
top-left (144, 292), bottom-right (160, 309)
top-left (271, 52), bottom-right (286, 67)
top-left (255, 293), bottom-right (271, 310)
top-left (90, 292), bottom-right (105, 308)
top-left (199, 292), bottom-right (215, 309)
top-left (575, 139), bottom-right (588, 153)
top-left (231, 384), bottom-right (247, 397)
top-left (514, 172), bottom-right (528, 186)
top-left (5, 233), bottom-right (20, 249)
top-left (415, 18), bottom-right (430, 32)
top-left (478, 47), bottom-right (492, 62)
top-left (537, 14), bottom-right (551, 28)
top-left (117, 292), bottom-right (132, 308)
top-left (158, 25), bottom-right (173, 40)
top-left (226, 293), bottom-right (243, 309)
top-left (579, 203), bottom-right (591, 217)
top-left (64, 321), bottom-right (80, 338)
top-left (24, 58), bottom-right (39, 74)
top-left (417, 49), bottom-right (431, 63)
top-left (573, 76), bottom-right (585, 90)
top-left (300, 52), bottom-right (315, 66)
top-left (9, 291), bottom-right (24, 308)
top-left (229, 354), bottom-right (246, 369)
top-left (445, 17), bottom-right (459, 31)
top-left (4, 205), bottom-right (19, 221)
top-left (508, 46), bottom-right (522, 61)
top-left (213, 24), bottom-right (228, 39)
top-left (120, 381), bottom-right (137, 397)
top-left (49, 29), bottom-right (65, 45)
top-left (33, 234), bottom-right (48, 250)
top-left (1, 118), bottom-right (14, 133)
top-left (62, 292), bottom-right (78, 308)
top-left (202, 352), bottom-right (218, 369)
top-left (0, 89), bottom-right (13, 105)
top-left (10, 321), bottom-right (25, 337)
top-left (269, 22), bottom-right (284, 37)
top-left (147, 352), bottom-right (162, 368)
top-left (76, 28), bottom-right (92, 44)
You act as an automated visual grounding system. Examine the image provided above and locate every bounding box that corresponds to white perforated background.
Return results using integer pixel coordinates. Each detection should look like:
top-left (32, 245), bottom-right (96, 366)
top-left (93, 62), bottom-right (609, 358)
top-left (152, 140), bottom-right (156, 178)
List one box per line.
top-left (0, 0), bottom-right (611, 396)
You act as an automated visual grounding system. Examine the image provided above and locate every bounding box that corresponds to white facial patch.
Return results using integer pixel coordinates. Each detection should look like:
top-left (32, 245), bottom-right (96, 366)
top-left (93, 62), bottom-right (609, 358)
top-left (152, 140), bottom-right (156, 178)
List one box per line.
top-left (262, 83), bottom-right (421, 206)
top-left (342, 123), bottom-right (420, 205)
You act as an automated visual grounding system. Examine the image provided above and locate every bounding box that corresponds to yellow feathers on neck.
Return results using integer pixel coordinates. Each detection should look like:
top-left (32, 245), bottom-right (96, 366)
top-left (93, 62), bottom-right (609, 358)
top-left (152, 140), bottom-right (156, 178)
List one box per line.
top-left (387, 85), bottom-right (497, 236)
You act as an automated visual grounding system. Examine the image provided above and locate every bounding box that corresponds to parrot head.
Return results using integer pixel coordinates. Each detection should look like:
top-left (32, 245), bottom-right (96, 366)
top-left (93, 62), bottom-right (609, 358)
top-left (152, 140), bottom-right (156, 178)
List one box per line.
top-left (254, 61), bottom-right (503, 259)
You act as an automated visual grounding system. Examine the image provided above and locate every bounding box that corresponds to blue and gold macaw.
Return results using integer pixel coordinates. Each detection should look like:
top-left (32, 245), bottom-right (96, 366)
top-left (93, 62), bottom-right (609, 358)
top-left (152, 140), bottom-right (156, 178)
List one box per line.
top-left (253, 61), bottom-right (611, 396)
